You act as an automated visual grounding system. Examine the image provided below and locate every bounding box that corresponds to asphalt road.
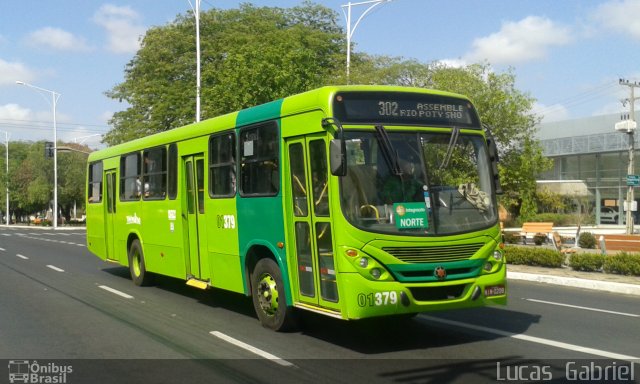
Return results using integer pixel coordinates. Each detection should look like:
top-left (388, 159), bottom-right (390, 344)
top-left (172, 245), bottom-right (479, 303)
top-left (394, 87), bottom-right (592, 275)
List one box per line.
top-left (1, 227), bottom-right (638, 383)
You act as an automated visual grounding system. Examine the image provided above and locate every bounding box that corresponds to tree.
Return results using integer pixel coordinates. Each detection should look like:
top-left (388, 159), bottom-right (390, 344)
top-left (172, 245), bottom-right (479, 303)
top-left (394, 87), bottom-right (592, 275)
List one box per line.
top-left (104, 2), bottom-right (549, 220)
top-left (104, 2), bottom-right (344, 145)
top-left (57, 144), bottom-right (89, 221)
top-left (8, 142), bottom-right (51, 221)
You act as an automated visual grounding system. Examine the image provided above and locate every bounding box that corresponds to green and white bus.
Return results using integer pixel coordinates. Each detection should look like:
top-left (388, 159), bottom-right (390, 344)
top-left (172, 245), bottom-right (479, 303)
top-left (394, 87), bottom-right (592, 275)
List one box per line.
top-left (86, 85), bottom-right (506, 331)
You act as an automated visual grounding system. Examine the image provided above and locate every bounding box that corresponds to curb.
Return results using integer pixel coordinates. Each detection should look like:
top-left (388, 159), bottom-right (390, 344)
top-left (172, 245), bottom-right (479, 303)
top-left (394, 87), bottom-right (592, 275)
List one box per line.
top-left (508, 271), bottom-right (640, 297)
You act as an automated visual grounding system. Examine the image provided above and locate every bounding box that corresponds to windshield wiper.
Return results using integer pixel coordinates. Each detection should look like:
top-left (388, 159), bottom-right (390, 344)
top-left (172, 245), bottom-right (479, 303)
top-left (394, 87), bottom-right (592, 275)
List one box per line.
top-left (439, 126), bottom-right (460, 170)
top-left (375, 125), bottom-right (403, 176)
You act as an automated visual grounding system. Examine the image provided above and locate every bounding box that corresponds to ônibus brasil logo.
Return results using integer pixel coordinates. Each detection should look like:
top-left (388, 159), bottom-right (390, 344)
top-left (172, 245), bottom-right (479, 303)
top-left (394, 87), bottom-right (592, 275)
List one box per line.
top-left (8, 360), bottom-right (72, 384)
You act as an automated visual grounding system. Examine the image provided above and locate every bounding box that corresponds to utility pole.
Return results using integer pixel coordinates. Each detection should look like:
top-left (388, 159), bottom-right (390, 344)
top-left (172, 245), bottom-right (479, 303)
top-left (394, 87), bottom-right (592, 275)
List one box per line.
top-left (618, 79), bottom-right (640, 234)
top-left (0, 130), bottom-right (8, 226)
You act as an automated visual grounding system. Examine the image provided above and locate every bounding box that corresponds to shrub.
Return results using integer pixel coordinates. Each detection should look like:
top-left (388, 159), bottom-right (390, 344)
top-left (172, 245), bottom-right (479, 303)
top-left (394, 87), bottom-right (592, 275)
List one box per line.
top-left (505, 246), bottom-right (564, 268)
top-left (533, 234), bottom-right (547, 245)
top-left (569, 253), bottom-right (605, 272)
top-left (603, 252), bottom-right (640, 276)
top-left (578, 232), bottom-right (597, 249)
top-left (503, 232), bottom-right (520, 244)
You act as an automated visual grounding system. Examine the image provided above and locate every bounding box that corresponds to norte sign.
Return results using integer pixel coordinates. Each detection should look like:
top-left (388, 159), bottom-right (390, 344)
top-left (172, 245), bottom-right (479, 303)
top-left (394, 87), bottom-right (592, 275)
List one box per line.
top-left (393, 202), bottom-right (428, 229)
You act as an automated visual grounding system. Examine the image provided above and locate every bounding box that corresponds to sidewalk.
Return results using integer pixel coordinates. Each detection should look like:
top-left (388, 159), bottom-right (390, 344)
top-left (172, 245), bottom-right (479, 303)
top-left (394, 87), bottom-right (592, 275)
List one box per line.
top-left (507, 264), bottom-right (640, 296)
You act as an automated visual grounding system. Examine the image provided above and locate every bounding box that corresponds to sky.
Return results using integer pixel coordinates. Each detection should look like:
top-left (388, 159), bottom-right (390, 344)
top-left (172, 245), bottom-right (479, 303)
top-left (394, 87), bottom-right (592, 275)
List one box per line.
top-left (1, 0), bottom-right (639, 148)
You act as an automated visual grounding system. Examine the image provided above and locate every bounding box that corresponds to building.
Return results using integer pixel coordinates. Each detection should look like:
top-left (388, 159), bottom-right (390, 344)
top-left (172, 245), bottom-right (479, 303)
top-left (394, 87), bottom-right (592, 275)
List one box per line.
top-left (536, 113), bottom-right (639, 225)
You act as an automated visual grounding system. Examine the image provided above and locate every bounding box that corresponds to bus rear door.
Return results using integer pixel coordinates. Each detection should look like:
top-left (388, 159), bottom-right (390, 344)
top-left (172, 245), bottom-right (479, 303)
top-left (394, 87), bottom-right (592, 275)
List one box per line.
top-left (183, 154), bottom-right (209, 286)
top-left (286, 135), bottom-right (340, 312)
top-left (104, 169), bottom-right (117, 260)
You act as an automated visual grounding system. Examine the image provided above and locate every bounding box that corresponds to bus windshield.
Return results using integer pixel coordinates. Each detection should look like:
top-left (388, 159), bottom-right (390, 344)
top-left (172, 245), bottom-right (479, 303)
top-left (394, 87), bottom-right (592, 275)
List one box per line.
top-left (340, 129), bottom-right (497, 235)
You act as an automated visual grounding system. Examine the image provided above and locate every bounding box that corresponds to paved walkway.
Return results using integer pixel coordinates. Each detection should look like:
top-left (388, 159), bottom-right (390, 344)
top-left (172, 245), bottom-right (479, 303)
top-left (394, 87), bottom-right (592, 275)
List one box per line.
top-left (507, 264), bottom-right (640, 296)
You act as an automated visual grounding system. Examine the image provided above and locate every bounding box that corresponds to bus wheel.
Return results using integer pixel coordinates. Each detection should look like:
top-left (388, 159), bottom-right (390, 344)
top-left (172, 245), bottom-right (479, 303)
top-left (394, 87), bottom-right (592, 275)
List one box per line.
top-left (128, 239), bottom-right (153, 286)
top-left (251, 258), bottom-right (297, 331)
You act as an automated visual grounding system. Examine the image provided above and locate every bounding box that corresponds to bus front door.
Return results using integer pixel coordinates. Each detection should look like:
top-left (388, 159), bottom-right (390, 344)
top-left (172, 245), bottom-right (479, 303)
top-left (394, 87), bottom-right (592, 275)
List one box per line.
top-left (104, 170), bottom-right (117, 261)
top-left (286, 136), bottom-right (339, 311)
top-left (183, 154), bottom-right (209, 284)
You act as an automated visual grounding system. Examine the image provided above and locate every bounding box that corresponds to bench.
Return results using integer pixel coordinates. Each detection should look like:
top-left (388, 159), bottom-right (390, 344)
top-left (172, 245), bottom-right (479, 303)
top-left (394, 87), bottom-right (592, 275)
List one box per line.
top-left (601, 234), bottom-right (640, 253)
top-left (552, 231), bottom-right (577, 254)
top-left (520, 222), bottom-right (554, 244)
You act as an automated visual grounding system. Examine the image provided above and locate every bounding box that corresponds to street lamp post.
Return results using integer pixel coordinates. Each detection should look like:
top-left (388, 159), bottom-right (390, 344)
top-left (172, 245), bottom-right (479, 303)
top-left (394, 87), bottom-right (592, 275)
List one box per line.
top-left (187, 0), bottom-right (202, 123)
top-left (16, 81), bottom-right (61, 229)
top-left (341, 0), bottom-right (393, 83)
top-left (0, 130), bottom-right (9, 226)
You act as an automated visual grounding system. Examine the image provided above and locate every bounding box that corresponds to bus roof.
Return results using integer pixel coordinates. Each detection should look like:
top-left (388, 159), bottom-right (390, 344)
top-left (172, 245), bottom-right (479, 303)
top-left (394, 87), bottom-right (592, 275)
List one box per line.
top-left (88, 85), bottom-right (472, 162)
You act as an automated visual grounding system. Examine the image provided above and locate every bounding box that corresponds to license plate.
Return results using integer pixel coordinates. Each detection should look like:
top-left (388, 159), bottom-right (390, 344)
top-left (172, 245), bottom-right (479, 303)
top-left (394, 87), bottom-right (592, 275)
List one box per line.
top-left (485, 285), bottom-right (505, 297)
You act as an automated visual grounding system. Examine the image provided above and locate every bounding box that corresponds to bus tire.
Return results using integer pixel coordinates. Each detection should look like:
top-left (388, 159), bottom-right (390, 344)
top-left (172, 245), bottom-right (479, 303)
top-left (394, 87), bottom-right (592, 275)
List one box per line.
top-left (251, 258), bottom-right (297, 332)
top-left (128, 239), bottom-right (153, 286)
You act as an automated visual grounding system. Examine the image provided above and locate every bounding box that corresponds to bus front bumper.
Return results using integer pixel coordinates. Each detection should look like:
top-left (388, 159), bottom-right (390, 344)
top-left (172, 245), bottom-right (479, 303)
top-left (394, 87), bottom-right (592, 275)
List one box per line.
top-left (340, 263), bottom-right (506, 320)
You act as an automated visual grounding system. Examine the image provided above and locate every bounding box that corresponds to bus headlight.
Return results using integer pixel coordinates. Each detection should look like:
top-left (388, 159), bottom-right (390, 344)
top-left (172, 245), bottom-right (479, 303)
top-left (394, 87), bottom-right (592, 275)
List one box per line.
top-left (359, 257), bottom-right (369, 268)
top-left (370, 268), bottom-right (382, 279)
top-left (493, 250), bottom-right (503, 261)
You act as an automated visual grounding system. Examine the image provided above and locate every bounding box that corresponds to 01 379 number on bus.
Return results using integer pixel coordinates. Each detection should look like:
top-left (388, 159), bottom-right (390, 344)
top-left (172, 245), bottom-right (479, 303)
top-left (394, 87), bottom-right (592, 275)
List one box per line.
top-left (357, 291), bottom-right (399, 307)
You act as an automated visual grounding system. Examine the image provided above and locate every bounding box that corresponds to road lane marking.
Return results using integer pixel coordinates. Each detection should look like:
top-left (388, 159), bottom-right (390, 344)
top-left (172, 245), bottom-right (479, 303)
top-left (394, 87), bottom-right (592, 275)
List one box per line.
top-left (210, 331), bottom-right (295, 367)
top-left (98, 285), bottom-right (134, 299)
top-left (46, 265), bottom-right (65, 272)
top-left (524, 298), bottom-right (640, 318)
top-left (0, 247), bottom-right (5, 251)
top-left (2, 233), bottom-right (11, 236)
top-left (422, 315), bottom-right (639, 361)
top-left (16, 254), bottom-right (29, 260)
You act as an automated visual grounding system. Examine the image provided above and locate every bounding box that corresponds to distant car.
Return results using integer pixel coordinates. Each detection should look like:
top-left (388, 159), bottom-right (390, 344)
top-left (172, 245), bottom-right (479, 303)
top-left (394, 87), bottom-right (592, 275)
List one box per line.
top-left (600, 207), bottom-right (622, 224)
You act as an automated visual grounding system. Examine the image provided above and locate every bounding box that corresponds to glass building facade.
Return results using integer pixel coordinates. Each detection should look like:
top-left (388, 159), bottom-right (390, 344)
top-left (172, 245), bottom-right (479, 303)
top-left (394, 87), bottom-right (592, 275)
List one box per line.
top-left (537, 113), bottom-right (640, 225)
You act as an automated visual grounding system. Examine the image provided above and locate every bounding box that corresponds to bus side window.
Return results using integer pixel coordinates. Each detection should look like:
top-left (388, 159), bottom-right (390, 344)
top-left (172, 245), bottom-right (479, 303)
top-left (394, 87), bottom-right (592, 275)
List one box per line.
top-left (168, 143), bottom-right (178, 200)
top-left (240, 122), bottom-right (279, 196)
top-left (143, 146), bottom-right (167, 200)
top-left (120, 152), bottom-right (140, 201)
top-left (209, 132), bottom-right (236, 198)
top-left (88, 161), bottom-right (103, 203)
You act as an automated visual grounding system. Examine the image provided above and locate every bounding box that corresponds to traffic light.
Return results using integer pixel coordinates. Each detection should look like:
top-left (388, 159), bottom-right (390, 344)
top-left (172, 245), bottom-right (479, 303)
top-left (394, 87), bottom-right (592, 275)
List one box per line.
top-left (44, 141), bottom-right (54, 158)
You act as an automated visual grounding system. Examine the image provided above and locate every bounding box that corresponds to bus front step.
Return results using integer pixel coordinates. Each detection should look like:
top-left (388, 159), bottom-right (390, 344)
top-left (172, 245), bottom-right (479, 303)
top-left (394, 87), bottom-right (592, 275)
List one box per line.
top-left (186, 278), bottom-right (209, 290)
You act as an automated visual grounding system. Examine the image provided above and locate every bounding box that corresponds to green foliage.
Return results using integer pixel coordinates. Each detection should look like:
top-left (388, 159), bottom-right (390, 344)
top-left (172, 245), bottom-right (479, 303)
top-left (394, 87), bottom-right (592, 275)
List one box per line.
top-left (533, 234), bottom-right (547, 245)
top-left (0, 141), bottom-right (89, 223)
top-left (603, 253), bottom-right (640, 276)
top-left (105, 2), bottom-right (344, 145)
top-left (569, 253), bottom-right (604, 272)
top-left (578, 232), bottom-right (597, 249)
top-left (505, 246), bottom-right (564, 268)
top-left (503, 232), bottom-right (520, 244)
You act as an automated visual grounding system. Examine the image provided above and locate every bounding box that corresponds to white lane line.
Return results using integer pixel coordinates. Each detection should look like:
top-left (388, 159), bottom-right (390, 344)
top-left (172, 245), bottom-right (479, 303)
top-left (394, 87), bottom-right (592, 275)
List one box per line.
top-left (46, 265), bottom-right (65, 272)
top-left (210, 331), bottom-right (295, 367)
top-left (98, 285), bottom-right (134, 299)
top-left (422, 315), bottom-right (639, 361)
top-left (2, 233), bottom-right (11, 236)
top-left (0, 247), bottom-right (5, 251)
top-left (524, 298), bottom-right (640, 318)
top-left (16, 254), bottom-right (29, 260)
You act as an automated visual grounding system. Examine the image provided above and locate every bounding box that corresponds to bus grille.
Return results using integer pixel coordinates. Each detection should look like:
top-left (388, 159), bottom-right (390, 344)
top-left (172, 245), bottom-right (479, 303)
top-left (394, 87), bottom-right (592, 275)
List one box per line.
top-left (383, 243), bottom-right (483, 263)
top-left (409, 284), bottom-right (467, 301)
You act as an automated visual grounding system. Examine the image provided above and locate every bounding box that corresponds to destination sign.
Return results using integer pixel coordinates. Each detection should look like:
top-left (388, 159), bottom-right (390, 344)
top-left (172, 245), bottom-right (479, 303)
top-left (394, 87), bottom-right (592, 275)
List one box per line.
top-left (332, 91), bottom-right (480, 128)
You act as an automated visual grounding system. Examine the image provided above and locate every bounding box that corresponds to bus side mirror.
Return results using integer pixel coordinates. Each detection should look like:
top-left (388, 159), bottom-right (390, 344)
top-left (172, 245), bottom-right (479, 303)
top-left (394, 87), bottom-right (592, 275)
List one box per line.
top-left (330, 139), bottom-right (347, 176)
top-left (487, 137), bottom-right (503, 195)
